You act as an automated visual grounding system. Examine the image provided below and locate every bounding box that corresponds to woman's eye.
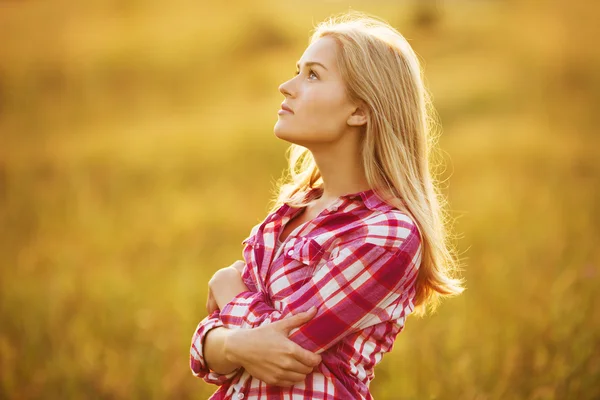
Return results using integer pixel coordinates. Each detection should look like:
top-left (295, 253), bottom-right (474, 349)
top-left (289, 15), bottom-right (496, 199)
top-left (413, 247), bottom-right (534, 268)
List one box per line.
top-left (294, 69), bottom-right (318, 80)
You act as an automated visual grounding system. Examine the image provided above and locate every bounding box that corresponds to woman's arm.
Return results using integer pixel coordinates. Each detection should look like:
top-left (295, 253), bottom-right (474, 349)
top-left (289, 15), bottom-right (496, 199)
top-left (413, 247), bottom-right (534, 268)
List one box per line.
top-left (216, 227), bottom-right (423, 354)
top-left (202, 263), bottom-right (252, 374)
top-left (190, 310), bottom-right (241, 385)
top-left (203, 327), bottom-right (241, 374)
top-left (189, 264), bottom-right (251, 383)
top-left (191, 263), bottom-right (321, 386)
top-left (205, 309), bottom-right (322, 386)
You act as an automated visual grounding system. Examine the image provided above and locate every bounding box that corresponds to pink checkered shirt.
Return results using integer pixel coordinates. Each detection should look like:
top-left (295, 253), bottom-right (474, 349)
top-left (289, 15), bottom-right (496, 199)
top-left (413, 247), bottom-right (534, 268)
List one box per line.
top-left (190, 187), bottom-right (423, 399)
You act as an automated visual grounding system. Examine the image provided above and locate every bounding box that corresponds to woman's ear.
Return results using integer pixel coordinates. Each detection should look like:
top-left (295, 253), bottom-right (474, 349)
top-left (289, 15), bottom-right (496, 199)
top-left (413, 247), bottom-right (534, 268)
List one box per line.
top-left (347, 104), bottom-right (368, 127)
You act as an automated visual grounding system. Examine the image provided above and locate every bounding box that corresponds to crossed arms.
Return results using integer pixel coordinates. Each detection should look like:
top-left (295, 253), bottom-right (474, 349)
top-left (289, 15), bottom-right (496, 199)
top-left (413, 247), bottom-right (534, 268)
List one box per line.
top-left (190, 228), bottom-right (422, 386)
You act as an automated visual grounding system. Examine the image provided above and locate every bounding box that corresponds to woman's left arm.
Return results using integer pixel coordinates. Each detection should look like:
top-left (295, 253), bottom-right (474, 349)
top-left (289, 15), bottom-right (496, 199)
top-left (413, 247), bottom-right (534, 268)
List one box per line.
top-left (189, 261), bottom-right (252, 385)
top-left (215, 226), bottom-right (423, 355)
top-left (190, 309), bottom-right (242, 385)
top-left (209, 261), bottom-right (253, 310)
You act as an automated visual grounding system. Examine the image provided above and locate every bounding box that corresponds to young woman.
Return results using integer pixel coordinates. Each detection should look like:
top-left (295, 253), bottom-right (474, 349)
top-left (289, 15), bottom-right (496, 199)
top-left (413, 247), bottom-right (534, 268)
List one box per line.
top-left (190, 10), bottom-right (464, 400)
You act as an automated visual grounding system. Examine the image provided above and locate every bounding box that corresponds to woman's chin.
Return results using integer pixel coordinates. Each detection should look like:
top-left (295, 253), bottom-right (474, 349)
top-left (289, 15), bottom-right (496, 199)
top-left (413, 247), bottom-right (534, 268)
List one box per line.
top-left (274, 130), bottom-right (290, 141)
top-left (273, 123), bottom-right (291, 139)
top-left (274, 130), bottom-right (301, 146)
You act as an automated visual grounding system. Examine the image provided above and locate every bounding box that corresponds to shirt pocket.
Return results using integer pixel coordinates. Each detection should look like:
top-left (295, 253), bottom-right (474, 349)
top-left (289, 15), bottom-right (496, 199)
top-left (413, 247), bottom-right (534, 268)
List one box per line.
top-left (269, 236), bottom-right (326, 300)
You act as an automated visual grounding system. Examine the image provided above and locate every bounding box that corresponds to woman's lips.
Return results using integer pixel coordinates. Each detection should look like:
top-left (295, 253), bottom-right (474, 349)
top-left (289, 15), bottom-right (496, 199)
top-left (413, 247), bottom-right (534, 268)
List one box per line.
top-left (279, 103), bottom-right (294, 115)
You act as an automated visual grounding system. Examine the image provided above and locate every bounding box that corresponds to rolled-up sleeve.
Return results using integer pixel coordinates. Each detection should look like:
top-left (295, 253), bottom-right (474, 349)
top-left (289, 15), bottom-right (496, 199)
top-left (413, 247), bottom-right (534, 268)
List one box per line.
top-left (218, 227), bottom-right (422, 354)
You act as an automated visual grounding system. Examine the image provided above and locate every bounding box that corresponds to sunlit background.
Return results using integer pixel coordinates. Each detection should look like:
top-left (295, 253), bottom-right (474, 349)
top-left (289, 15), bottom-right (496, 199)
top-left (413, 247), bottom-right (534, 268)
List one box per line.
top-left (1, 0), bottom-right (598, 399)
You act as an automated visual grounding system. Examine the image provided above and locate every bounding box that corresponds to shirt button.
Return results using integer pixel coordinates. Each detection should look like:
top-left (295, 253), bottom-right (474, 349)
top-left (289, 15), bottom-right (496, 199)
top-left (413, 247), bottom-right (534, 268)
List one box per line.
top-left (237, 394), bottom-right (245, 399)
top-left (287, 249), bottom-right (294, 256)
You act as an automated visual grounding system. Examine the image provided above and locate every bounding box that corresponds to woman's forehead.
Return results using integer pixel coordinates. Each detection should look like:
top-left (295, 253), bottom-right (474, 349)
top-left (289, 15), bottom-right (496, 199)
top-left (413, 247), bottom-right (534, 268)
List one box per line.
top-left (298, 37), bottom-right (338, 71)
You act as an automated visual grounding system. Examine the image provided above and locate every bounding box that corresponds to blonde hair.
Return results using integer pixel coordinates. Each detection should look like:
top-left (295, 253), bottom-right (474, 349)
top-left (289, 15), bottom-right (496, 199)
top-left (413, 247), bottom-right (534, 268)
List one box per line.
top-left (267, 10), bottom-right (465, 316)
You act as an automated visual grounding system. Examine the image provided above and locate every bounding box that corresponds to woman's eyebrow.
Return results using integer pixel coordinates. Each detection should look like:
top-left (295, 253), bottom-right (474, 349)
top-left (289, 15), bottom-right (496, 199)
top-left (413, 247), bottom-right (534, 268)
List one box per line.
top-left (296, 61), bottom-right (328, 71)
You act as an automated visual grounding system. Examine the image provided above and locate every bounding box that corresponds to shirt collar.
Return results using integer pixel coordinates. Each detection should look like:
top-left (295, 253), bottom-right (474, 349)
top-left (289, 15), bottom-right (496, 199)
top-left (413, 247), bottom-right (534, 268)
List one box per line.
top-left (304, 186), bottom-right (394, 212)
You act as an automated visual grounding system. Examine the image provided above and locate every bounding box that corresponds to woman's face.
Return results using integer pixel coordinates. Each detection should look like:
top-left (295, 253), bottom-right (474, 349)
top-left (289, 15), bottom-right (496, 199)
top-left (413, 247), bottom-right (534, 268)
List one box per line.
top-left (274, 36), bottom-right (361, 146)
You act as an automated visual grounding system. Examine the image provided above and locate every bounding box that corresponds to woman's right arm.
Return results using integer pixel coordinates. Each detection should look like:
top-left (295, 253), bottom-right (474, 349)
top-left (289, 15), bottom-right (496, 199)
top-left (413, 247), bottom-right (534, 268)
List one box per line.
top-left (198, 307), bottom-right (322, 387)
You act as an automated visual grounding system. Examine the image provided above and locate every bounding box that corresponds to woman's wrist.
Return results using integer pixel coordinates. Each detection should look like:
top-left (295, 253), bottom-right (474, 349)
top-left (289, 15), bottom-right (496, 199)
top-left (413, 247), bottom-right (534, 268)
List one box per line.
top-left (204, 327), bottom-right (242, 374)
top-left (223, 327), bottom-right (242, 365)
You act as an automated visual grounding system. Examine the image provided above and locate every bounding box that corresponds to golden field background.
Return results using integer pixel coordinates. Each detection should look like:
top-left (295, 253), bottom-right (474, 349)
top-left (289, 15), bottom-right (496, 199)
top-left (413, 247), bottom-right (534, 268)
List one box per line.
top-left (1, 0), bottom-right (599, 399)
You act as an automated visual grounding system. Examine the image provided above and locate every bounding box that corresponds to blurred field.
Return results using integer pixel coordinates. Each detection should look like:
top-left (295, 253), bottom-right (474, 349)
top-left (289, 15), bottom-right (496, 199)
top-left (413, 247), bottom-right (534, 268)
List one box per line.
top-left (1, 0), bottom-right (599, 399)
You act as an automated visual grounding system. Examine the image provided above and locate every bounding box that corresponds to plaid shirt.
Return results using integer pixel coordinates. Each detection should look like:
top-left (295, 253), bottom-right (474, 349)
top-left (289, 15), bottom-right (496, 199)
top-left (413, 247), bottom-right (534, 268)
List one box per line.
top-left (190, 187), bottom-right (423, 399)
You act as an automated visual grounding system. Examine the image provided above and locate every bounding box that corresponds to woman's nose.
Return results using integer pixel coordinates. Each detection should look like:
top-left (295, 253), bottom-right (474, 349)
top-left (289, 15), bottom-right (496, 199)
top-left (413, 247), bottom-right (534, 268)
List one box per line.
top-left (279, 78), bottom-right (295, 98)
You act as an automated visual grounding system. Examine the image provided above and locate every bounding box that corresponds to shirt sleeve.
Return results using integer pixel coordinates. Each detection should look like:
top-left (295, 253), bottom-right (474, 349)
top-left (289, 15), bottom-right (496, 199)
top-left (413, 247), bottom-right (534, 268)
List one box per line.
top-left (218, 227), bottom-right (422, 354)
top-left (189, 309), bottom-right (242, 385)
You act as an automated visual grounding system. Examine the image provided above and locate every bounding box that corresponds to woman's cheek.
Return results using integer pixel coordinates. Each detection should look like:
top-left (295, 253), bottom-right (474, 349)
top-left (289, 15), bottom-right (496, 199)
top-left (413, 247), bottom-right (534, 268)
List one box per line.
top-left (304, 95), bottom-right (327, 121)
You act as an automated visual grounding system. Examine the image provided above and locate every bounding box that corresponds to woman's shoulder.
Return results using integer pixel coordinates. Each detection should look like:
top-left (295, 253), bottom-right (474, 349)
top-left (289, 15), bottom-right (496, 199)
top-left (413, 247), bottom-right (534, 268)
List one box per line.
top-left (346, 208), bottom-right (421, 251)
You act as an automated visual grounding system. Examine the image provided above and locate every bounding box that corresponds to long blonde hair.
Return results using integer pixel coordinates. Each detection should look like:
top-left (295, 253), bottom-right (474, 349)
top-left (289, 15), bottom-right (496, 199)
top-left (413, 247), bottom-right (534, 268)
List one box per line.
top-left (267, 10), bottom-right (465, 316)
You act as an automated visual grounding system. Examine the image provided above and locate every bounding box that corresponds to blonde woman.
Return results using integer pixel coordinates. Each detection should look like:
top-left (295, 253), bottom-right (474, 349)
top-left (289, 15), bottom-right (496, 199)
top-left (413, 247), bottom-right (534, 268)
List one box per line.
top-left (190, 10), bottom-right (464, 400)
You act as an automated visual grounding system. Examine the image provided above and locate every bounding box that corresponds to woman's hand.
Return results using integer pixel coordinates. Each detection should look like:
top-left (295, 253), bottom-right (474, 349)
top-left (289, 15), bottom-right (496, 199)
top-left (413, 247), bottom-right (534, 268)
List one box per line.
top-left (206, 286), bottom-right (219, 315)
top-left (206, 260), bottom-right (247, 314)
top-left (224, 306), bottom-right (322, 387)
top-left (230, 259), bottom-right (245, 275)
top-left (209, 262), bottom-right (250, 310)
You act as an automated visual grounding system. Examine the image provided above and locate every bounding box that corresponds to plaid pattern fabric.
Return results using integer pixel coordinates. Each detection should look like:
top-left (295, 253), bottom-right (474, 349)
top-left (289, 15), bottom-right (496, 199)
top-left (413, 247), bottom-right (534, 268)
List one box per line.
top-left (191, 187), bottom-right (423, 399)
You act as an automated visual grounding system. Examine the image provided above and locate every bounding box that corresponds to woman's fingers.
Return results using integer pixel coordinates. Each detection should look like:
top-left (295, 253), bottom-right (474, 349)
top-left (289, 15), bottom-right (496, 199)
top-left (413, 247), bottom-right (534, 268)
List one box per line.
top-left (206, 287), bottom-right (219, 314)
top-left (268, 310), bottom-right (322, 369)
top-left (273, 306), bottom-right (317, 334)
top-left (276, 373), bottom-right (306, 386)
top-left (283, 358), bottom-right (313, 375)
top-left (230, 260), bottom-right (245, 274)
top-left (282, 370), bottom-right (308, 383)
top-left (225, 314), bottom-right (322, 387)
top-left (207, 298), bottom-right (218, 314)
top-left (289, 341), bottom-right (321, 368)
